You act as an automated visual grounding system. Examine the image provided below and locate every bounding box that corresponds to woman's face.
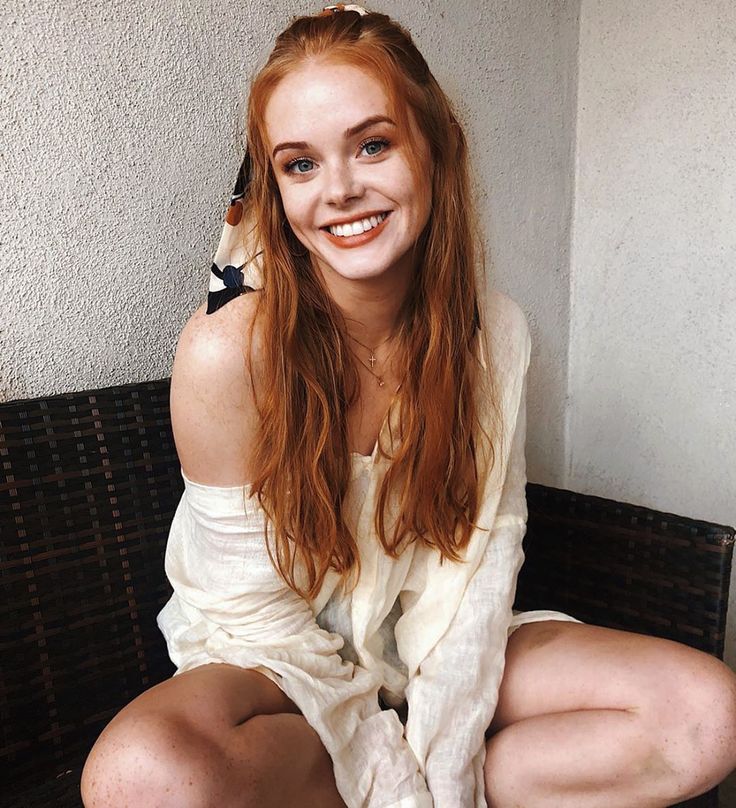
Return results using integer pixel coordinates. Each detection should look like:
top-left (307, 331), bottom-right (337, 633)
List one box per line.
top-left (264, 60), bottom-right (433, 287)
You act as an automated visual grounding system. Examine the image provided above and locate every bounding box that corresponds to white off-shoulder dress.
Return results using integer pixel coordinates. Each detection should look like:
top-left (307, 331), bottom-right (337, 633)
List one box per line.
top-left (157, 289), bottom-right (583, 808)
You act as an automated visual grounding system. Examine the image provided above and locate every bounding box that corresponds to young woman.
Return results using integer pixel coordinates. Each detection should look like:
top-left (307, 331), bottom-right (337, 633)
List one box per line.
top-left (81, 5), bottom-right (736, 807)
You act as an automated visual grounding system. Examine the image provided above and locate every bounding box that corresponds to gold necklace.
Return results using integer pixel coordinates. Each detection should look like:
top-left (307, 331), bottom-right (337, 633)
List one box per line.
top-left (347, 331), bottom-right (398, 388)
top-left (352, 352), bottom-right (390, 387)
top-left (348, 334), bottom-right (394, 375)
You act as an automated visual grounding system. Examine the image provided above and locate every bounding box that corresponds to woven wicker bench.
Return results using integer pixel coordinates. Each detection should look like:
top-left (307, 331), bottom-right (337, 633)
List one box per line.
top-left (1, 379), bottom-right (732, 808)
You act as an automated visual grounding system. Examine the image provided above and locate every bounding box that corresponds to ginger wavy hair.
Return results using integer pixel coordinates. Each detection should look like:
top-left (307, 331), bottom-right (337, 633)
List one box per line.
top-left (240, 8), bottom-right (501, 600)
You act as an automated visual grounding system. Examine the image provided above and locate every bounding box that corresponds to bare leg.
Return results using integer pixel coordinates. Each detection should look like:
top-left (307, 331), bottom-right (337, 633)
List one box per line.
top-left (484, 621), bottom-right (736, 808)
top-left (484, 708), bottom-right (718, 808)
top-left (81, 664), bottom-right (346, 808)
top-left (235, 712), bottom-right (347, 808)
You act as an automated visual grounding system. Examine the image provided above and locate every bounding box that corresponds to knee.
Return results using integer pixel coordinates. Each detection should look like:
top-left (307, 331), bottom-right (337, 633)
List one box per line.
top-left (650, 651), bottom-right (736, 793)
top-left (684, 657), bottom-right (736, 773)
top-left (80, 711), bottom-right (238, 808)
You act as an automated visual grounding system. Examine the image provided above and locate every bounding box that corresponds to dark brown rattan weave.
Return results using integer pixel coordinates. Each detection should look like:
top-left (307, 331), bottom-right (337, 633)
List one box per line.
top-left (1, 379), bottom-right (732, 807)
top-left (1, 380), bottom-right (179, 806)
top-left (519, 484), bottom-right (734, 659)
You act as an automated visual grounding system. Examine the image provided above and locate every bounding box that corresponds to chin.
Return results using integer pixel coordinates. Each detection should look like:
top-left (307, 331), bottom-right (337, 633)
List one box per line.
top-left (330, 261), bottom-right (397, 281)
top-left (314, 249), bottom-right (388, 277)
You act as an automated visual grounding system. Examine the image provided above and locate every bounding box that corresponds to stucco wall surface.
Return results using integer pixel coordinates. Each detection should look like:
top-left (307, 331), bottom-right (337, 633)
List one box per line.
top-left (570, 0), bottom-right (736, 532)
top-left (570, 1), bottom-right (736, 665)
top-left (2, 0), bottom-right (305, 401)
top-left (2, 0), bottom-right (579, 492)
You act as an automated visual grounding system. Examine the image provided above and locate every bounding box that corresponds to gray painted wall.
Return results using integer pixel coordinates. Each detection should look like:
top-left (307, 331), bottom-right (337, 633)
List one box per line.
top-left (570, 0), bottom-right (736, 668)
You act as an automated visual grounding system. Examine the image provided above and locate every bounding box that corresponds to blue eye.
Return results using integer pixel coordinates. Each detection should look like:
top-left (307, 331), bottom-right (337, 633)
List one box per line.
top-left (360, 137), bottom-right (389, 156)
top-left (285, 157), bottom-right (314, 175)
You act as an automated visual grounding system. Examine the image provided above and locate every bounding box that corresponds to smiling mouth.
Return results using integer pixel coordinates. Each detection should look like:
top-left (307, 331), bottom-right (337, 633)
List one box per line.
top-left (320, 211), bottom-right (392, 249)
top-left (322, 211), bottom-right (391, 238)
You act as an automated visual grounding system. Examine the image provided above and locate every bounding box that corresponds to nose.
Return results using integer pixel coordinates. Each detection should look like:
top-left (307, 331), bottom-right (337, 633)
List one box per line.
top-left (323, 160), bottom-right (364, 206)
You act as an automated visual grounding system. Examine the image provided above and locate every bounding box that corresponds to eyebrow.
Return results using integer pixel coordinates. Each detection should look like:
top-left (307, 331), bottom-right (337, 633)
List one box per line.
top-left (343, 114), bottom-right (396, 139)
top-left (271, 115), bottom-right (397, 158)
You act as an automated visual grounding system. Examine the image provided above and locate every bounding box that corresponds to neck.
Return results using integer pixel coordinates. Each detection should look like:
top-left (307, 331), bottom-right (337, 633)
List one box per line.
top-left (315, 258), bottom-right (414, 348)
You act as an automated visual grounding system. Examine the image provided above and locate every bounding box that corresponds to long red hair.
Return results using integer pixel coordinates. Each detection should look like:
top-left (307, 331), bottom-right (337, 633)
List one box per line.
top-left (239, 9), bottom-right (501, 600)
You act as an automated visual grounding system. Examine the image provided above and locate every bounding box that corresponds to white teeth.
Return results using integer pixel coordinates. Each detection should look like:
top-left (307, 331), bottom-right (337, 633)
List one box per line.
top-left (328, 212), bottom-right (388, 237)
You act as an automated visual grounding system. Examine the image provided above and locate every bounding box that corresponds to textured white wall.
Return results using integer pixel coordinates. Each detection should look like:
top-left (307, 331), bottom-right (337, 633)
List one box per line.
top-left (570, 0), bottom-right (736, 667)
top-left (2, 0), bottom-right (302, 400)
top-left (1, 0), bottom-right (579, 431)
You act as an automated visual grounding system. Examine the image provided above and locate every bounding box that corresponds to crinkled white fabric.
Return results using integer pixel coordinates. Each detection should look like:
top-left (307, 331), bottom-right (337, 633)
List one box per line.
top-left (400, 376), bottom-right (544, 807)
top-left (157, 290), bottom-right (583, 807)
top-left (157, 477), bottom-right (431, 807)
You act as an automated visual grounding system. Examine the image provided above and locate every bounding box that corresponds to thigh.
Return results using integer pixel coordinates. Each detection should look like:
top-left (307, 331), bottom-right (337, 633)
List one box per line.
top-left (111, 663), bottom-right (302, 738)
top-left (487, 620), bottom-right (714, 737)
top-left (82, 664), bottom-right (332, 806)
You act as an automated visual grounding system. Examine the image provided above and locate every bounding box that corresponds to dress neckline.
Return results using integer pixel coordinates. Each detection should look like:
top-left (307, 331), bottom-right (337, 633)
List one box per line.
top-left (349, 391), bottom-right (399, 463)
top-left (182, 447), bottom-right (378, 491)
top-left (350, 445), bottom-right (379, 464)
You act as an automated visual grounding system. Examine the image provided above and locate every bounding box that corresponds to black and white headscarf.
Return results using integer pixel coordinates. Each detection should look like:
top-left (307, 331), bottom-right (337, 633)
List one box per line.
top-left (206, 153), bottom-right (263, 314)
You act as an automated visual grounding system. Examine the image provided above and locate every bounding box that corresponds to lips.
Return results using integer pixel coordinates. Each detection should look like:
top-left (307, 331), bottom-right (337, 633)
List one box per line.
top-left (321, 211), bottom-right (392, 249)
top-left (325, 211), bottom-right (388, 236)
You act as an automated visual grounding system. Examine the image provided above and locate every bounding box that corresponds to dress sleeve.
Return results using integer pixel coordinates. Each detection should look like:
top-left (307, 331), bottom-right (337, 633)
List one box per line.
top-left (156, 478), bottom-right (433, 808)
top-left (400, 370), bottom-right (530, 808)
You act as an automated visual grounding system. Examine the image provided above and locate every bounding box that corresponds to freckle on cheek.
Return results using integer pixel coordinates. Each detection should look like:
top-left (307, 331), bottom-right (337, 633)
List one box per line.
top-left (687, 722), bottom-right (703, 748)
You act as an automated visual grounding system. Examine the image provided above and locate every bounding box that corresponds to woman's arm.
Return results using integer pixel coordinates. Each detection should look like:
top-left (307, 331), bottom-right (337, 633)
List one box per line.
top-left (159, 300), bottom-right (432, 808)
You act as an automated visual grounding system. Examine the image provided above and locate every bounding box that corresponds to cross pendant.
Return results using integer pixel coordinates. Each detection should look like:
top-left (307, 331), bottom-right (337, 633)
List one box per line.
top-left (369, 352), bottom-right (377, 369)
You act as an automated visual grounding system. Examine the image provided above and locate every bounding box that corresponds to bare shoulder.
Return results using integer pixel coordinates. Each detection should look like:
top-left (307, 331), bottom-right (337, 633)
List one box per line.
top-left (170, 292), bottom-right (265, 486)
